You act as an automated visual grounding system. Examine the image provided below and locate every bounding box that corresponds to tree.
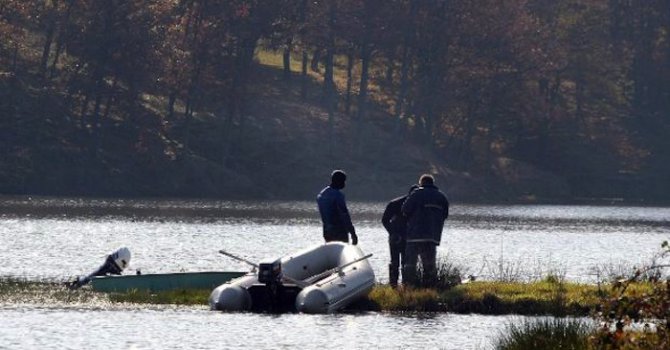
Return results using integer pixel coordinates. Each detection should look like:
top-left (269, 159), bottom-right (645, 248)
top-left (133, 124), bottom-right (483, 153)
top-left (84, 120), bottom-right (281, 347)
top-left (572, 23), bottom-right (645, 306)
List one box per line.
top-left (609, 0), bottom-right (670, 198)
top-left (59, 0), bottom-right (160, 155)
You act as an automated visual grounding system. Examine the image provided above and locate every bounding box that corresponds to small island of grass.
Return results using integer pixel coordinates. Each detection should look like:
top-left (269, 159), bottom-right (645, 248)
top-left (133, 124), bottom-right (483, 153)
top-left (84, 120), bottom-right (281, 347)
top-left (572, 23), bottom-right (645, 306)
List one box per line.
top-left (1, 277), bottom-right (649, 316)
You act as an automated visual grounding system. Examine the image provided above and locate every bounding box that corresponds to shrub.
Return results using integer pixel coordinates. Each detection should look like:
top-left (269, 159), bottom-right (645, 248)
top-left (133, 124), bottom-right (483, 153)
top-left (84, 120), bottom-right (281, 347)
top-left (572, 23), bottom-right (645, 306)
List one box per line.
top-left (591, 241), bottom-right (670, 349)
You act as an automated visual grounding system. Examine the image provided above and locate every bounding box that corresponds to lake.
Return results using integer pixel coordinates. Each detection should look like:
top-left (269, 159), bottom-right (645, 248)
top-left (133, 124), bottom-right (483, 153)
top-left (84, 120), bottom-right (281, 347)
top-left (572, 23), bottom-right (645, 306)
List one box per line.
top-left (1, 196), bottom-right (668, 349)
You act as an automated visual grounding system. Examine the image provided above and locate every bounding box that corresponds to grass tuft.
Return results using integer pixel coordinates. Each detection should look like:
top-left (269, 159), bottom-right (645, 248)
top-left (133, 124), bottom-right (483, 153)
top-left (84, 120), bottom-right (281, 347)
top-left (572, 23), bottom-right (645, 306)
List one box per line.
top-left (368, 285), bottom-right (442, 312)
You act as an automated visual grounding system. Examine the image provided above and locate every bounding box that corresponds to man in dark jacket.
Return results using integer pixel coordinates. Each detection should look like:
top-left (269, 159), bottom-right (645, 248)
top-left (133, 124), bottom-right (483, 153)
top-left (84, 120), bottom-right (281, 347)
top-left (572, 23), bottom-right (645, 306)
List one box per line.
top-left (401, 174), bottom-right (449, 287)
top-left (317, 170), bottom-right (358, 245)
top-left (382, 185), bottom-right (418, 287)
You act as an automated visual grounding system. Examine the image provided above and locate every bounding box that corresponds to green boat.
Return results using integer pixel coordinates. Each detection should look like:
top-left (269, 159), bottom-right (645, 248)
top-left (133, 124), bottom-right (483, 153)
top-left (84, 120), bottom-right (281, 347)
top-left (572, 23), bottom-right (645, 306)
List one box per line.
top-left (91, 271), bottom-right (247, 293)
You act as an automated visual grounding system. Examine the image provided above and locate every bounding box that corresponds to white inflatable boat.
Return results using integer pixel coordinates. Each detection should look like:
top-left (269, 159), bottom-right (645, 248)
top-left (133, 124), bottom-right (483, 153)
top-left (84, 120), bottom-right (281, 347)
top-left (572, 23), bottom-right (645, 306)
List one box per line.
top-left (209, 242), bottom-right (376, 313)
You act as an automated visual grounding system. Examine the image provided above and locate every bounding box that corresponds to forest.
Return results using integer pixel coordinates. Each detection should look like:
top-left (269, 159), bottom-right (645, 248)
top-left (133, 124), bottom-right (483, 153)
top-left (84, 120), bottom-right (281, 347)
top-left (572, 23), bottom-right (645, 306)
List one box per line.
top-left (0, 0), bottom-right (668, 202)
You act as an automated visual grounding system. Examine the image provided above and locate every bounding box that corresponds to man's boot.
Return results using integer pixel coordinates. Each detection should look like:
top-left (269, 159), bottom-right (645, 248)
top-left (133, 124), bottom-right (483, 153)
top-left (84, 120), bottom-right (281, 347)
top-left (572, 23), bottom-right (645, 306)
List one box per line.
top-left (389, 264), bottom-right (399, 288)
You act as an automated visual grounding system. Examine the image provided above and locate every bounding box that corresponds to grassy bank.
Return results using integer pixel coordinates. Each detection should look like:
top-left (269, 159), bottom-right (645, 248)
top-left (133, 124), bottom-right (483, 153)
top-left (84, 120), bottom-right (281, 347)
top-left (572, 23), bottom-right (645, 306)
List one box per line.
top-left (368, 281), bottom-right (652, 315)
top-left (2, 277), bottom-right (653, 316)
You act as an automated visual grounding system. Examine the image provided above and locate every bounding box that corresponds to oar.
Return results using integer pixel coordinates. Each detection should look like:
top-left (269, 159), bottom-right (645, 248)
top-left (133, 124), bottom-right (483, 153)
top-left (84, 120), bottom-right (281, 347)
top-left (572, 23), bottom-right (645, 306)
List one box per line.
top-left (218, 249), bottom-right (309, 288)
top-left (218, 249), bottom-right (259, 270)
top-left (303, 253), bottom-right (373, 285)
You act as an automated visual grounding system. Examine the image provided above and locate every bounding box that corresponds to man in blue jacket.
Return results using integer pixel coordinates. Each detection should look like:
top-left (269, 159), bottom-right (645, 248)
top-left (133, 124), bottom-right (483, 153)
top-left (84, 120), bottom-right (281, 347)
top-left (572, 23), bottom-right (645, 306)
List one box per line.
top-left (401, 174), bottom-right (449, 287)
top-left (317, 170), bottom-right (358, 245)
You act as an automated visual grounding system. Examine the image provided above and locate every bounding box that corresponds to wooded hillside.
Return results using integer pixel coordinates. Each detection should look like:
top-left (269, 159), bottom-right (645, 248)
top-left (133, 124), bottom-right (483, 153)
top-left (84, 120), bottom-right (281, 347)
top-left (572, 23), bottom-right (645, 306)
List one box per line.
top-left (1, 1), bottom-right (668, 202)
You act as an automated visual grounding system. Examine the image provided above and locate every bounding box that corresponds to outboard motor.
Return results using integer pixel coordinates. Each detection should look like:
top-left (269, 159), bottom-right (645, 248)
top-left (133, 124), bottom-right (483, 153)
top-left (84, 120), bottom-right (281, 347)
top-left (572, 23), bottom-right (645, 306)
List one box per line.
top-left (258, 259), bottom-right (282, 285)
top-left (68, 247), bottom-right (131, 289)
top-left (247, 258), bottom-right (301, 312)
top-left (255, 259), bottom-right (283, 308)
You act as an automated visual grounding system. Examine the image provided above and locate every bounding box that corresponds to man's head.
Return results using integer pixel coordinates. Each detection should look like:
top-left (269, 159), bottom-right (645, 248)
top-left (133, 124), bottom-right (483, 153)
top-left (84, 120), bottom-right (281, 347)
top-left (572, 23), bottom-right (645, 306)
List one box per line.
top-left (331, 170), bottom-right (347, 189)
top-left (419, 174), bottom-right (434, 186)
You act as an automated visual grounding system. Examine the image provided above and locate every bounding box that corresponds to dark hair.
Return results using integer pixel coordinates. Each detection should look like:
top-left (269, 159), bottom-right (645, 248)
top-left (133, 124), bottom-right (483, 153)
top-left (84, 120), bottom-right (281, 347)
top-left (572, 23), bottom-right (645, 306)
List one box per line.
top-left (419, 174), bottom-right (434, 186)
top-left (409, 184), bottom-right (419, 194)
top-left (331, 170), bottom-right (347, 189)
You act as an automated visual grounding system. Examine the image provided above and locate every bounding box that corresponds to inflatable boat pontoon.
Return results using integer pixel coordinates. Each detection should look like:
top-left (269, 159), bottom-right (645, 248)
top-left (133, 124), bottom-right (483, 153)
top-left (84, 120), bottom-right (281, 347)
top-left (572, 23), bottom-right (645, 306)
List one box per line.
top-left (209, 242), bottom-right (375, 313)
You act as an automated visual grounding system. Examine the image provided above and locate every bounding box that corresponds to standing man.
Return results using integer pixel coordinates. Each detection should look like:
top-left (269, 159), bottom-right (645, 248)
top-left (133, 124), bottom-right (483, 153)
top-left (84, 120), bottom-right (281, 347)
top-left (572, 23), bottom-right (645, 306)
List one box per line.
top-left (382, 185), bottom-right (418, 287)
top-left (401, 174), bottom-right (449, 287)
top-left (317, 170), bottom-right (358, 245)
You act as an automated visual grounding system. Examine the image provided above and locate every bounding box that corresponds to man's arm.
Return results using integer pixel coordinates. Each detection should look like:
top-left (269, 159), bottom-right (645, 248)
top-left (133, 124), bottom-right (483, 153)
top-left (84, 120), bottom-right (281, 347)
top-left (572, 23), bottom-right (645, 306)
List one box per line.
top-left (381, 202), bottom-right (394, 233)
top-left (335, 193), bottom-right (357, 244)
top-left (335, 194), bottom-right (354, 231)
top-left (443, 195), bottom-right (450, 220)
top-left (401, 191), bottom-right (418, 217)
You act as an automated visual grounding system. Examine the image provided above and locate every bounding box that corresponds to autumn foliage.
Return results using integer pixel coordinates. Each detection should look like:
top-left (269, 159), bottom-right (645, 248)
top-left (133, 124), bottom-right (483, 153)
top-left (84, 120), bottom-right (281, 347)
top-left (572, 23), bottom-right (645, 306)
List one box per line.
top-left (0, 0), bottom-right (669, 200)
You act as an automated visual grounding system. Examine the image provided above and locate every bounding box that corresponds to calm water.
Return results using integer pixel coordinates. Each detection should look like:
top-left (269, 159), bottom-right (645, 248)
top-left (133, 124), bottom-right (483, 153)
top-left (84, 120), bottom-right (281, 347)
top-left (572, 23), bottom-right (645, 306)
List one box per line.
top-left (1, 196), bottom-right (668, 349)
top-left (1, 304), bottom-right (530, 349)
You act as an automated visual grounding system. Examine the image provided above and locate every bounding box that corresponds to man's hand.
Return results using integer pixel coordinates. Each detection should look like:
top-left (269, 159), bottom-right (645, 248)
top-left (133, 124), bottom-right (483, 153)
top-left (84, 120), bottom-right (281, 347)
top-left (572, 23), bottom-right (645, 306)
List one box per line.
top-left (350, 231), bottom-right (358, 245)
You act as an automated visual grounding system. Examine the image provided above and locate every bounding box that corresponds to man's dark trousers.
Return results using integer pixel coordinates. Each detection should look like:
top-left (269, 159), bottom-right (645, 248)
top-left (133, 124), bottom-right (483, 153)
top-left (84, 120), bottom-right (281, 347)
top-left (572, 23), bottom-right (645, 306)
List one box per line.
top-left (389, 239), bottom-right (405, 287)
top-left (403, 242), bottom-right (437, 287)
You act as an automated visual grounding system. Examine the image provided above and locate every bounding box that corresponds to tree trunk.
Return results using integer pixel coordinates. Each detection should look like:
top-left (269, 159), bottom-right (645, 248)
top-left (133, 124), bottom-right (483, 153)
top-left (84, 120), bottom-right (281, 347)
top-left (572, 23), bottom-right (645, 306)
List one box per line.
top-left (49, 0), bottom-right (74, 79)
top-left (323, 47), bottom-right (334, 102)
top-left (90, 77), bottom-right (105, 157)
top-left (357, 44), bottom-right (370, 123)
top-left (324, 2), bottom-right (337, 155)
top-left (356, 0), bottom-right (374, 128)
top-left (182, 95), bottom-right (194, 149)
top-left (79, 93), bottom-right (91, 130)
top-left (222, 37), bottom-right (259, 166)
top-left (167, 91), bottom-right (177, 120)
top-left (537, 74), bottom-right (560, 162)
top-left (575, 66), bottom-right (585, 125)
top-left (345, 49), bottom-right (354, 116)
top-left (310, 48), bottom-right (321, 73)
top-left (385, 49), bottom-right (395, 86)
top-left (393, 0), bottom-right (417, 138)
top-left (301, 50), bottom-right (308, 99)
top-left (88, 96), bottom-right (102, 158)
top-left (459, 95), bottom-right (477, 169)
top-left (182, 4), bottom-right (206, 150)
top-left (283, 38), bottom-right (292, 80)
top-left (299, 0), bottom-right (308, 99)
top-left (39, 0), bottom-right (59, 79)
top-left (324, 48), bottom-right (334, 100)
top-left (417, 0), bottom-right (448, 151)
top-left (11, 42), bottom-right (19, 74)
top-left (101, 77), bottom-right (117, 121)
top-left (237, 39), bottom-right (257, 133)
top-left (392, 45), bottom-right (409, 136)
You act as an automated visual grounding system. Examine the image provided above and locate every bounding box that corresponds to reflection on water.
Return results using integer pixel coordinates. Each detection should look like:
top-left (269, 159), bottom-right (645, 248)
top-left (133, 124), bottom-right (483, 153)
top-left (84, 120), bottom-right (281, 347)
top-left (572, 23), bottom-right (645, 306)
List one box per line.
top-left (0, 196), bottom-right (666, 349)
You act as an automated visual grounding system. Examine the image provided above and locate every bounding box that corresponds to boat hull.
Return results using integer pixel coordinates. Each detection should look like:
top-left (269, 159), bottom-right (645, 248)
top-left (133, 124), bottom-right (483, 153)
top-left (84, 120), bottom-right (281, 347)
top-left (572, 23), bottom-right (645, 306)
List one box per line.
top-left (91, 271), bottom-right (246, 293)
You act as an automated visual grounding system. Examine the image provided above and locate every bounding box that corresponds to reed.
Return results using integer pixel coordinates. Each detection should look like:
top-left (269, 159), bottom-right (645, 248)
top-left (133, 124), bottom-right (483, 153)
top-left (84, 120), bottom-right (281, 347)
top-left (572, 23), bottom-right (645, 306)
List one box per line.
top-left (493, 318), bottom-right (592, 350)
top-left (0, 277), bottom-right (105, 304)
top-left (435, 257), bottom-right (466, 290)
